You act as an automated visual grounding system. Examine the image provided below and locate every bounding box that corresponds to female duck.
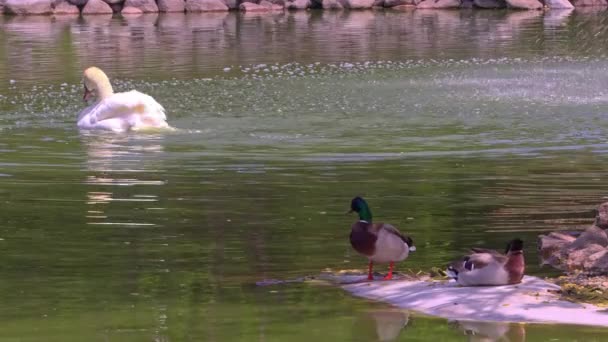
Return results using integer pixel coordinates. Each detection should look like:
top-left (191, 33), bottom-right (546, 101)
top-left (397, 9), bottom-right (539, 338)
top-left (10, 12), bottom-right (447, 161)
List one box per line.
top-left (446, 238), bottom-right (525, 286)
top-left (77, 67), bottom-right (170, 132)
top-left (349, 197), bottom-right (415, 281)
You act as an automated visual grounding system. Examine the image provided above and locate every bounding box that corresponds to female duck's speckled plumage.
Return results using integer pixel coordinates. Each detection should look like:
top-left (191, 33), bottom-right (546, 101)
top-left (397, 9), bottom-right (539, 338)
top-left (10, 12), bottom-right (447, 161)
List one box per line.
top-left (348, 197), bottom-right (415, 281)
top-left (447, 238), bottom-right (525, 286)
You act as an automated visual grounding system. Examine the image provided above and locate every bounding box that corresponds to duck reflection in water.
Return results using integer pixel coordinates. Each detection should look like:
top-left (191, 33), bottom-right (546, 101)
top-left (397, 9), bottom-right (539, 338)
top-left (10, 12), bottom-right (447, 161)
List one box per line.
top-left (364, 310), bottom-right (410, 342)
top-left (449, 320), bottom-right (526, 342)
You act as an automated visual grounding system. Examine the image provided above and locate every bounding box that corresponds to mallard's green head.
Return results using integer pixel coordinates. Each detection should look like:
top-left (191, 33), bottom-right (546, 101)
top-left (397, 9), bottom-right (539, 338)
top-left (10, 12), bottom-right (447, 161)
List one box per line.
top-left (349, 196), bottom-right (372, 222)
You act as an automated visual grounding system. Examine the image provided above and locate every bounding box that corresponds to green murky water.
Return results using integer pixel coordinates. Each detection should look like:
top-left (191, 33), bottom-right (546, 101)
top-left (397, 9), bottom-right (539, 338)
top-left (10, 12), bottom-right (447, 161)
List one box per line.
top-left (1, 9), bottom-right (608, 341)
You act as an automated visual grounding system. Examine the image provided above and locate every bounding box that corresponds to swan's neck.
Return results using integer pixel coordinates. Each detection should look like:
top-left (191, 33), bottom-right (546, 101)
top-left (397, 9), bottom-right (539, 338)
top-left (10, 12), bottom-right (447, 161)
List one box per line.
top-left (97, 82), bottom-right (114, 100)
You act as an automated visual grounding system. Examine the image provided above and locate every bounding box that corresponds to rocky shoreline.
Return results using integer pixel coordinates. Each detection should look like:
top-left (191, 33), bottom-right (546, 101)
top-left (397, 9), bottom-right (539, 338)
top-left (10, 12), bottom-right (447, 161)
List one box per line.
top-left (2, 0), bottom-right (603, 16)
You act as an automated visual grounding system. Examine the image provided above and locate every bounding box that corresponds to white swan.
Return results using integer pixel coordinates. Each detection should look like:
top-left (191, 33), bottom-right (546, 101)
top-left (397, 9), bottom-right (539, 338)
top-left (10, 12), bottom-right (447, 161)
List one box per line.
top-left (77, 67), bottom-right (170, 132)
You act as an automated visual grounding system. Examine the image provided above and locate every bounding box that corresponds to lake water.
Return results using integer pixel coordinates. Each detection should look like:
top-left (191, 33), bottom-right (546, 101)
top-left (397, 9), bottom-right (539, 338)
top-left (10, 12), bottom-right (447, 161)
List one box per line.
top-left (1, 8), bottom-right (608, 341)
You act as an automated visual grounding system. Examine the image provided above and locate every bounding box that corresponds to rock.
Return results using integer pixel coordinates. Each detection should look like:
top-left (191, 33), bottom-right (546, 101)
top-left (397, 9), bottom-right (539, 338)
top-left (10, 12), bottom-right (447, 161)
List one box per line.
top-left (567, 226), bottom-right (608, 251)
top-left (240, 0), bottom-right (283, 10)
top-left (4, 0), bottom-right (54, 15)
top-left (373, 0), bottom-right (384, 5)
top-left (82, 0), bottom-right (114, 13)
top-left (185, 0), bottom-right (229, 11)
top-left (384, 0), bottom-right (417, 6)
top-left (68, 0), bottom-right (89, 5)
top-left (571, 0), bottom-right (607, 5)
top-left (286, 0), bottom-right (311, 8)
top-left (544, 0), bottom-right (574, 7)
top-left (506, 0), bottom-right (543, 8)
top-left (342, 0), bottom-right (375, 7)
top-left (157, 0), bottom-right (186, 12)
top-left (54, 0), bottom-right (81, 14)
top-left (565, 244), bottom-right (606, 270)
top-left (221, 0), bottom-right (239, 9)
top-left (122, 5), bottom-right (144, 14)
top-left (417, 0), bottom-right (460, 7)
top-left (584, 249), bottom-right (608, 273)
top-left (314, 0), bottom-right (344, 8)
top-left (124, 0), bottom-right (158, 12)
top-left (473, 0), bottom-right (506, 7)
top-left (595, 202), bottom-right (608, 229)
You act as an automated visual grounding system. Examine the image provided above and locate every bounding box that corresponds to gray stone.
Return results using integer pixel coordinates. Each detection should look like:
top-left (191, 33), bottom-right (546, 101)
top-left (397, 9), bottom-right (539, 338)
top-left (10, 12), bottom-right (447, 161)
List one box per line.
top-left (157, 0), bottom-right (186, 11)
top-left (185, 0), bottom-right (229, 11)
top-left (584, 249), bottom-right (608, 273)
top-left (54, 0), bottom-right (81, 13)
top-left (4, 0), bottom-right (54, 15)
top-left (544, 0), bottom-right (574, 6)
top-left (124, 0), bottom-right (158, 12)
top-left (286, 0), bottom-right (311, 8)
top-left (316, 0), bottom-right (344, 8)
top-left (82, 0), bottom-right (113, 13)
top-left (473, 0), bottom-right (506, 7)
top-left (506, 0), bottom-right (543, 8)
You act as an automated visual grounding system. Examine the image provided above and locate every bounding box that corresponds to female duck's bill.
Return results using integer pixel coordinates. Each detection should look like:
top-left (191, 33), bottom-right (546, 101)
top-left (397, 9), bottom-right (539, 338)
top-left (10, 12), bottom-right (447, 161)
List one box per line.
top-left (447, 238), bottom-right (525, 286)
top-left (348, 196), bottom-right (415, 281)
top-left (77, 66), bottom-right (171, 132)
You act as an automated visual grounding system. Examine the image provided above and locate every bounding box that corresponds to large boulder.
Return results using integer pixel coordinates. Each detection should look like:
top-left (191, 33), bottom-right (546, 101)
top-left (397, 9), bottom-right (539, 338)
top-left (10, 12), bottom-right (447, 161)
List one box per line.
top-left (157, 0), bottom-right (186, 11)
top-left (185, 0), bottom-right (229, 11)
top-left (584, 249), bottom-right (608, 274)
top-left (123, 0), bottom-right (158, 12)
top-left (82, 0), bottom-right (114, 13)
top-left (286, 0), bottom-right (311, 8)
top-left (54, 0), bottom-right (81, 13)
top-left (4, 0), bottom-right (54, 15)
top-left (417, 0), bottom-right (460, 7)
top-left (506, 0), bottom-right (543, 8)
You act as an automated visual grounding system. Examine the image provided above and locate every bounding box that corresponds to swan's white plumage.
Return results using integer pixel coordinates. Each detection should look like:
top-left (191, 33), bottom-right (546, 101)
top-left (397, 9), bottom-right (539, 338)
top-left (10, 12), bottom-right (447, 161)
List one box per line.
top-left (77, 67), bottom-right (170, 132)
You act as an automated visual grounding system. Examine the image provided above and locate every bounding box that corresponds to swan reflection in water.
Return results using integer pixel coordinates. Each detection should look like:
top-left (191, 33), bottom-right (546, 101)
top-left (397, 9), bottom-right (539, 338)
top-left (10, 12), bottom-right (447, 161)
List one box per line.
top-left (450, 320), bottom-right (526, 342)
top-left (80, 132), bottom-right (167, 226)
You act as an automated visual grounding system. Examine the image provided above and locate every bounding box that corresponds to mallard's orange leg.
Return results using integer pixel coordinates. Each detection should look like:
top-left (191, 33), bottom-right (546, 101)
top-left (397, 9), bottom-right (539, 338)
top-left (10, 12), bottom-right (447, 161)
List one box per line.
top-left (383, 262), bottom-right (394, 280)
top-left (367, 261), bottom-right (374, 280)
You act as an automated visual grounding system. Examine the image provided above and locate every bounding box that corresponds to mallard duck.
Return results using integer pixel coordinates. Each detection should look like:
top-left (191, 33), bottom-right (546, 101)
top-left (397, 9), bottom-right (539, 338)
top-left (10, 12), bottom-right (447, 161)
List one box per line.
top-left (77, 66), bottom-right (170, 132)
top-left (348, 196), bottom-right (415, 281)
top-left (446, 238), bottom-right (525, 286)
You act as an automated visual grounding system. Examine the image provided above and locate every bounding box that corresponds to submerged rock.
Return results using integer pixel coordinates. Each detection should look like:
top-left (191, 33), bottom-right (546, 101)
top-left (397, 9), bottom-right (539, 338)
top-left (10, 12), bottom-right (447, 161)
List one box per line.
top-left (240, 1), bottom-right (284, 11)
top-left (4, 0), bottom-right (54, 15)
top-left (185, 0), bottom-right (229, 11)
top-left (82, 0), bottom-right (114, 13)
top-left (342, 0), bottom-right (376, 8)
top-left (157, 0), bottom-right (187, 12)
